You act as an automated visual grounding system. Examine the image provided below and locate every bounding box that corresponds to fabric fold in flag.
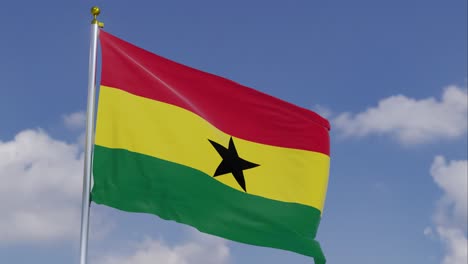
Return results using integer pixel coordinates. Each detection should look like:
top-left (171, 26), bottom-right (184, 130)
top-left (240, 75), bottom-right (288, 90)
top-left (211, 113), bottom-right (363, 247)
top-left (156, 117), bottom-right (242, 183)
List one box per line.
top-left (92, 29), bottom-right (331, 264)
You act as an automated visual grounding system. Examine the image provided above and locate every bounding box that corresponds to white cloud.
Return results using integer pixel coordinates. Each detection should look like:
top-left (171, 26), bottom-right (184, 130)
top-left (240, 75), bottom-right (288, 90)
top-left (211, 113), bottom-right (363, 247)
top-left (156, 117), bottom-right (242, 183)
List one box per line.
top-left (437, 227), bottom-right (467, 264)
top-left (96, 233), bottom-right (230, 264)
top-left (313, 105), bottom-right (333, 119)
top-left (63, 111), bottom-right (86, 130)
top-left (431, 156), bottom-right (468, 226)
top-left (0, 129), bottom-right (84, 242)
top-left (334, 85), bottom-right (468, 144)
top-left (63, 111), bottom-right (88, 149)
top-left (430, 156), bottom-right (467, 264)
top-left (424, 227), bottom-right (434, 238)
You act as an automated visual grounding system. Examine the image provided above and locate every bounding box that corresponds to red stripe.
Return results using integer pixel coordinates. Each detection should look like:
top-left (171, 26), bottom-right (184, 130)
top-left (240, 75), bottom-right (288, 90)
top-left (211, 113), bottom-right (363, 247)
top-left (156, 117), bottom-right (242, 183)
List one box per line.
top-left (99, 30), bottom-right (330, 155)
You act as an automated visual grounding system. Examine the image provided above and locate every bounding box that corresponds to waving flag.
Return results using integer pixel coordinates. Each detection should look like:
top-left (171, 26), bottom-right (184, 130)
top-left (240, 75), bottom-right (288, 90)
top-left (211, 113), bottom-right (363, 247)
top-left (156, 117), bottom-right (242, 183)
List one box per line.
top-left (92, 30), bottom-right (330, 264)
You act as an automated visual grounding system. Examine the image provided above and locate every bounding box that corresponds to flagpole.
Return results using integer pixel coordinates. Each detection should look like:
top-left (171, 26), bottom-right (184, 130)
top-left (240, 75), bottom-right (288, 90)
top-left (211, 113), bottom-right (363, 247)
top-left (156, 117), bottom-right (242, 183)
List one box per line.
top-left (79, 6), bottom-right (102, 264)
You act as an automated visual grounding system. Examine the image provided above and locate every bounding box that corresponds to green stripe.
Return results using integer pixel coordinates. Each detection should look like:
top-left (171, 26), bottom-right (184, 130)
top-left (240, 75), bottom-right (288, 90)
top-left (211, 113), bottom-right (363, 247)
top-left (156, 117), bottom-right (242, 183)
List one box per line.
top-left (92, 145), bottom-right (325, 263)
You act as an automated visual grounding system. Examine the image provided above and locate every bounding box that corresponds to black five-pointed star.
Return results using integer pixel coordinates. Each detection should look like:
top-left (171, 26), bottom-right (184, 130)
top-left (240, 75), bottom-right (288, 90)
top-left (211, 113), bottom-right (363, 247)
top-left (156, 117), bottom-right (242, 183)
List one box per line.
top-left (208, 137), bottom-right (259, 192)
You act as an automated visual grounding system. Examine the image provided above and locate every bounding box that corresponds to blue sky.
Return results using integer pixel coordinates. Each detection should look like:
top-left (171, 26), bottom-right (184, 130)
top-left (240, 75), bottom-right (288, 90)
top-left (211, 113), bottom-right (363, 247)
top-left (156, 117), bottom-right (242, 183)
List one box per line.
top-left (0, 1), bottom-right (466, 264)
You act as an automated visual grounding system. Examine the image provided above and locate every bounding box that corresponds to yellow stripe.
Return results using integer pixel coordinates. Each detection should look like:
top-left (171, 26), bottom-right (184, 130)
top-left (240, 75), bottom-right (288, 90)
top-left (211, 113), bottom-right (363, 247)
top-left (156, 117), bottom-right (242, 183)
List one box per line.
top-left (95, 86), bottom-right (330, 211)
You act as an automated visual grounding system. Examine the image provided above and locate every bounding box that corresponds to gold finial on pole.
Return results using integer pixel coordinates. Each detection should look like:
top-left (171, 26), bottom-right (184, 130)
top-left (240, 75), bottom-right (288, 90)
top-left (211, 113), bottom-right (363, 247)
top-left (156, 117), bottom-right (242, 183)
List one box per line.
top-left (90, 6), bottom-right (104, 28)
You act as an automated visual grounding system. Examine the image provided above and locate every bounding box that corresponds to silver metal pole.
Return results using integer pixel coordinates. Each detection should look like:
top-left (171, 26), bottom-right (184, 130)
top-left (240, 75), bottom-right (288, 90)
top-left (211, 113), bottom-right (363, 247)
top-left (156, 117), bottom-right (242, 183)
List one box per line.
top-left (79, 6), bottom-right (102, 264)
